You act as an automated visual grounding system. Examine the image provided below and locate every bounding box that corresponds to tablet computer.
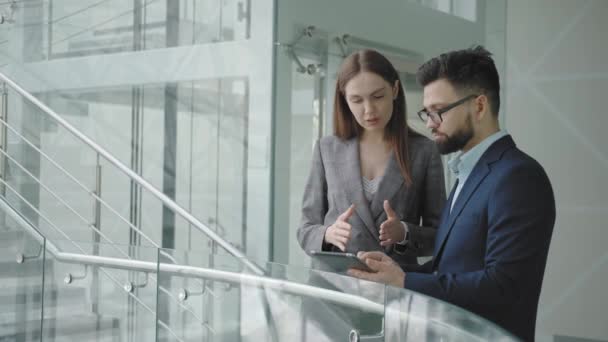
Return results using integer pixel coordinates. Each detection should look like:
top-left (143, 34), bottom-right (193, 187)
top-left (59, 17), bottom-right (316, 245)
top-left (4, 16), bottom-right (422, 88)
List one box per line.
top-left (310, 251), bottom-right (374, 273)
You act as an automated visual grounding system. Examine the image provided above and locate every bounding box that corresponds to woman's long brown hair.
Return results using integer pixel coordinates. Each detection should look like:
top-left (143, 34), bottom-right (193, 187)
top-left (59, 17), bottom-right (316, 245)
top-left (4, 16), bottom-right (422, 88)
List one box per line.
top-left (333, 49), bottom-right (417, 186)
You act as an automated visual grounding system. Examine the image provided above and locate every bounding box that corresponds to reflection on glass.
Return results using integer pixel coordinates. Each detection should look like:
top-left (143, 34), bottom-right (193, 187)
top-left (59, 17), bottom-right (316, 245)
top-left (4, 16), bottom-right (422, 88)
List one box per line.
top-left (43, 0), bottom-right (252, 59)
top-left (265, 262), bottom-right (385, 342)
top-left (43, 239), bottom-right (159, 341)
top-left (384, 286), bottom-right (518, 341)
top-left (287, 56), bottom-right (323, 267)
top-left (176, 78), bottom-right (249, 253)
top-left (2, 75), bottom-right (250, 257)
top-left (157, 247), bottom-right (386, 342)
top-left (0, 218), bottom-right (46, 342)
top-left (157, 247), bottom-right (241, 341)
top-left (409, 0), bottom-right (477, 21)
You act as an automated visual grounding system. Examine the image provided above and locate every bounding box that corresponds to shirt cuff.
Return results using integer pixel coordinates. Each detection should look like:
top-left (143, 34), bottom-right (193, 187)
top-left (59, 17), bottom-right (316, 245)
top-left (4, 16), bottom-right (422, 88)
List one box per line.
top-left (397, 221), bottom-right (409, 245)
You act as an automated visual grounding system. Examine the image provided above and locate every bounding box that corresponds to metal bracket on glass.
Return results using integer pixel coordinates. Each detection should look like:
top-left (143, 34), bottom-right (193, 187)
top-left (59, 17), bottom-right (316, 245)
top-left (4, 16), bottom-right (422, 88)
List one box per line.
top-left (335, 34), bottom-right (350, 58)
top-left (291, 25), bottom-right (316, 47)
top-left (287, 46), bottom-right (319, 75)
top-left (276, 26), bottom-right (323, 75)
top-left (223, 281), bottom-right (235, 292)
top-left (178, 284), bottom-right (206, 302)
top-left (64, 265), bottom-right (89, 284)
top-left (336, 33), bottom-right (422, 62)
top-left (237, 0), bottom-right (250, 22)
top-left (207, 217), bottom-right (226, 238)
top-left (124, 272), bottom-right (149, 293)
top-left (349, 327), bottom-right (385, 342)
top-left (0, 1), bottom-right (17, 25)
top-left (16, 245), bottom-right (43, 264)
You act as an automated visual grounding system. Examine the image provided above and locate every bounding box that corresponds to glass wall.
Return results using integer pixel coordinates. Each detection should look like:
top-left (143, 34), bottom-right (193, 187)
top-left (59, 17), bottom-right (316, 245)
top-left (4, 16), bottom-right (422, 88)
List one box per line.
top-left (0, 0), bottom-right (274, 263)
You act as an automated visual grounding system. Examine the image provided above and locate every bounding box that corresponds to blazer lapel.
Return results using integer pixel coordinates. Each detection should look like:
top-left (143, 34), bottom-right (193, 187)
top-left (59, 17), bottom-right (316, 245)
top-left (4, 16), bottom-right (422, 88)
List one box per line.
top-left (432, 180), bottom-right (459, 259)
top-left (431, 135), bottom-right (515, 268)
top-left (339, 139), bottom-right (379, 240)
top-left (433, 164), bottom-right (491, 268)
top-left (370, 153), bottom-right (404, 220)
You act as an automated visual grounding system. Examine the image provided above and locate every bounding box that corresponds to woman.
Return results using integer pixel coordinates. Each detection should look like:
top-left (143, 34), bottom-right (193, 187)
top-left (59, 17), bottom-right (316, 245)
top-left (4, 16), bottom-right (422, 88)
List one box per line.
top-left (297, 49), bottom-right (446, 270)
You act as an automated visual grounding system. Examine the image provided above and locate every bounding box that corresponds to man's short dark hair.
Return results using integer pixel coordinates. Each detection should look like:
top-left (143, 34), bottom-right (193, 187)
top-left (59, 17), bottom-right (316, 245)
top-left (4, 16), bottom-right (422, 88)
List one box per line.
top-left (417, 45), bottom-right (500, 116)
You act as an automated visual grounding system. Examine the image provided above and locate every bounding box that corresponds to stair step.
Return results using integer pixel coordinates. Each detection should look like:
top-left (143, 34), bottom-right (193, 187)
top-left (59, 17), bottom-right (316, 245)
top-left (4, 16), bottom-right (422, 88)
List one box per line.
top-left (0, 284), bottom-right (88, 325)
top-left (0, 229), bottom-right (25, 247)
top-left (0, 314), bottom-right (121, 341)
top-left (0, 258), bottom-right (46, 278)
top-left (0, 283), bottom-right (86, 305)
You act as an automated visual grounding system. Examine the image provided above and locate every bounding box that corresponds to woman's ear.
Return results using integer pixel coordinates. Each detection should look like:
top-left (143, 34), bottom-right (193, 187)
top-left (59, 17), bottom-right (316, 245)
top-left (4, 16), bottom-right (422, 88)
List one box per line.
top-left (393, 80), bottom-right (400, 99)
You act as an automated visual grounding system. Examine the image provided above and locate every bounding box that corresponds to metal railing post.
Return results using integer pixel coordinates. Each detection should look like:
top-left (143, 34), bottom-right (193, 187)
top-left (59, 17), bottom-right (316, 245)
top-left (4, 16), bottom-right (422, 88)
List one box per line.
top-left (0, 71), bottom-right (265, 275)
top-left (91, 153), bottom-right (102, 313)
top-left (0, 82), bottom-right (7, 196)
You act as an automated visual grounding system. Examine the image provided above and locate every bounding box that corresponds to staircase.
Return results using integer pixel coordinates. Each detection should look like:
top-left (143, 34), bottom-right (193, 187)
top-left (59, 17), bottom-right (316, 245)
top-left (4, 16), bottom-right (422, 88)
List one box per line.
top-left (0, 63), bottom-right (519, 341)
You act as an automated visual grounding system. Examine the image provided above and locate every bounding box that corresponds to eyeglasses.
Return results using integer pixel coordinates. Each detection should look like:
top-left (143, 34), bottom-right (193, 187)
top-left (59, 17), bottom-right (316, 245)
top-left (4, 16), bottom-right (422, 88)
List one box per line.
top-left (417, 94), bottom-right (478, 124)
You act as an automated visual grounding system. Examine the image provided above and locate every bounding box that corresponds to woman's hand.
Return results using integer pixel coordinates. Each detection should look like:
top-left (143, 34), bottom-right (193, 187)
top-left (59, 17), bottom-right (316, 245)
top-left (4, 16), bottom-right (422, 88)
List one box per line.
top-left (324, 204), bottom-right (355, 251)
top-left (379, 200), bottom-right (406, 247)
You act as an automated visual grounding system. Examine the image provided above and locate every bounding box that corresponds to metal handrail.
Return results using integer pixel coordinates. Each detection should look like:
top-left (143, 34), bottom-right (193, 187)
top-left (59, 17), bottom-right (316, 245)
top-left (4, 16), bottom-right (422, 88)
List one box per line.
top-left (0, 197), bottom-right (385, 316)
top-left (0, 178), bottom-right (211, 338)
top-left (0, 147), bottom-right (136, 257)
top-left (0, 71), bottom-right (264, 275)
top-left (0, 116), bottom-right (159, 248)
top-left (0, 195), bottom-right (185, 341)
top-left (0, 109), bottom-right (219, 309)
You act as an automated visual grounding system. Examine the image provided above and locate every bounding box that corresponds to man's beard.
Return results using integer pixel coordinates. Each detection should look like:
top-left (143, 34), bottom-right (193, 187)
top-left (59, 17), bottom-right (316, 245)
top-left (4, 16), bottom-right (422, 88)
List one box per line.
top-left (435, 116), bottom-right (474, 155)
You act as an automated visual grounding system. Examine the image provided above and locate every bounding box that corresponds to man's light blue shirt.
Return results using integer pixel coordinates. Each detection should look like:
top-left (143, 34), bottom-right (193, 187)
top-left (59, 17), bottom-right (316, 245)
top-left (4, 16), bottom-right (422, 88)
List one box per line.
top-left (448, 130), bottom-right (509, 211)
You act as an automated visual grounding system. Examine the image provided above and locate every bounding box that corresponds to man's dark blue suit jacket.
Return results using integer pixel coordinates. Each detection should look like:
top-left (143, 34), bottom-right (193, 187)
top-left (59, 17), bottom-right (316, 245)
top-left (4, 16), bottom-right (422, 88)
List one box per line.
top-left (405, 135), bottom-right (555, 341)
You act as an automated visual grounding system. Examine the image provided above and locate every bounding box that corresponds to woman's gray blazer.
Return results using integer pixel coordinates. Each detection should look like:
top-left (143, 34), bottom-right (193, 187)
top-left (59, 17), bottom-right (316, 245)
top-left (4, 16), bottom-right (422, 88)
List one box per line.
top-left (297, 133), bottom-right (446, 267)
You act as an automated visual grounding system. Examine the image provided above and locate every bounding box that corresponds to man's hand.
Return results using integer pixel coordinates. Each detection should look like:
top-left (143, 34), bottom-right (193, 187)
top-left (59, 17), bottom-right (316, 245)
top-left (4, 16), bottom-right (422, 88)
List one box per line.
top-left (379, 200), bottom-right (405, 247)
top-left (347, 251), bottom-right (405, 287)
top-left (324, 204), bottom-right (355, 251)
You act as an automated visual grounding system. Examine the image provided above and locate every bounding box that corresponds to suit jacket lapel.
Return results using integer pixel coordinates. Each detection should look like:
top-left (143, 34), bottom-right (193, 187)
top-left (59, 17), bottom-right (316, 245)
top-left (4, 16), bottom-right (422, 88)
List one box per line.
top-left (431, 135), bottom-right (515, 268)
top-left (339, 138), bottom-right (379, 241)
top-left (432, 180), bottom-right (458, 259)
top-left (433, 164), bottom-right (491, 268)
top-left (370, 153), bottom-right (404, 220)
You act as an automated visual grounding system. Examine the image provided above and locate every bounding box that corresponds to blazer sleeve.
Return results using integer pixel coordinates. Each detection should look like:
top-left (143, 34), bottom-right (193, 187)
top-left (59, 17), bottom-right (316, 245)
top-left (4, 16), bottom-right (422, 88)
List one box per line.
top-left (297, 140), bottom-right (331, 253)
top-left (404, 161), bottom-right (555, 313)
top-left (400, 145), bottom-right (446, 256)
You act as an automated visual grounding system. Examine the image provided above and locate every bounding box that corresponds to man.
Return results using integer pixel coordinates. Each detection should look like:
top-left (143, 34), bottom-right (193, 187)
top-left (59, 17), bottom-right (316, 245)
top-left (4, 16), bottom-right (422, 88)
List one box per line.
top-left (348, 46), bottom-right (555, 342)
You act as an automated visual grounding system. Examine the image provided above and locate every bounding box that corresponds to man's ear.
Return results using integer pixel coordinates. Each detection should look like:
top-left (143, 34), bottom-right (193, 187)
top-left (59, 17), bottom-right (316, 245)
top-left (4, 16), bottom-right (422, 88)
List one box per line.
top-left (475, 94), bottom-right (490, 121)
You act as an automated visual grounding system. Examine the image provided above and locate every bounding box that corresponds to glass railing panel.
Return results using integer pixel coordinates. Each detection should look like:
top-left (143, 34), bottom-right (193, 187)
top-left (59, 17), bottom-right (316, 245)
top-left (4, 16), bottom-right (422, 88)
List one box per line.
top-left (2, 86), bottom-right (102, 243)
top-left (41, 239), bottom-right (160, 341)
top-left (1, 85), bottom-right (151, 254)
top-left (0, 210), bottom-right (46, 342)
top-left (157, 247), bottom-right (237, 342)
top-left (157, 247), bottom-right (386, 342)
top-left (384, 285), bottom-right (519, 341)
top-left (265, 261), bottom-right (386, 342)
top-left (173, 78), bottom-right (250, 255)
top-left (2, 78), bottom-right (250, 257)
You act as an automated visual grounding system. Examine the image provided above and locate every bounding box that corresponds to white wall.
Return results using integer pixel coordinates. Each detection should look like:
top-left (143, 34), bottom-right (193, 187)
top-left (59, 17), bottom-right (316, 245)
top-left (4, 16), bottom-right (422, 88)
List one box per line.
top-left (505, 1), bottom-right (608, 340)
